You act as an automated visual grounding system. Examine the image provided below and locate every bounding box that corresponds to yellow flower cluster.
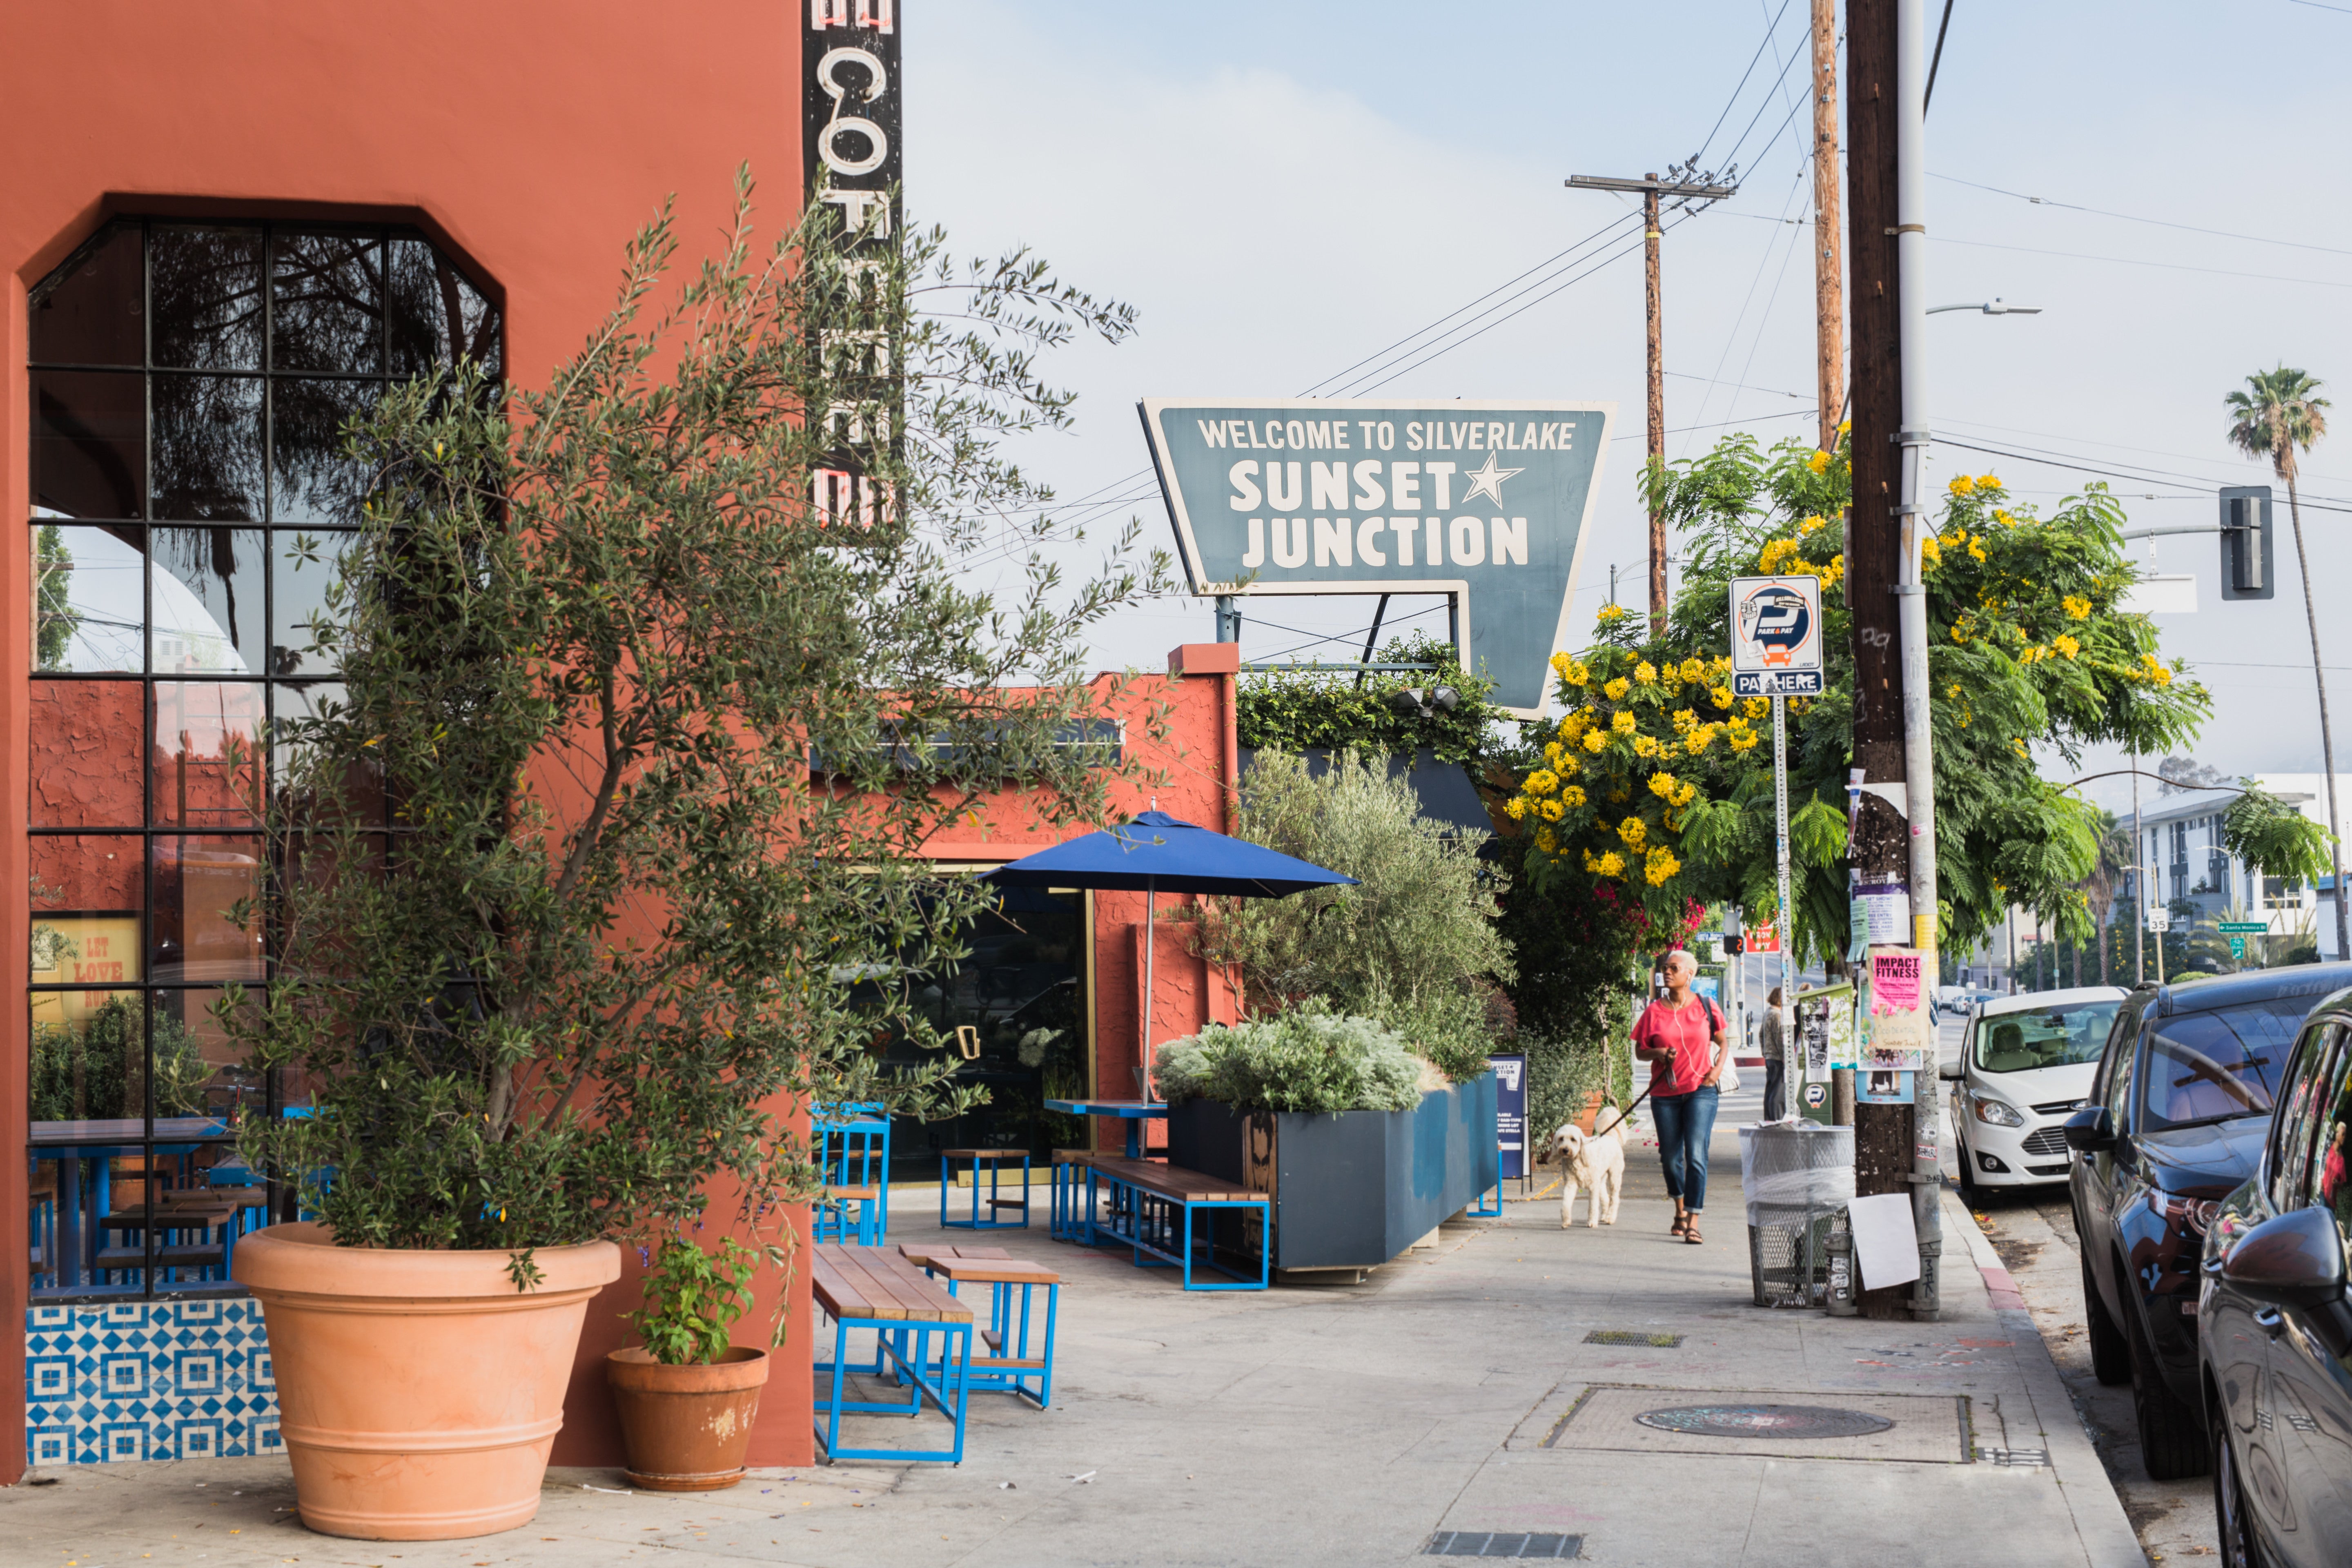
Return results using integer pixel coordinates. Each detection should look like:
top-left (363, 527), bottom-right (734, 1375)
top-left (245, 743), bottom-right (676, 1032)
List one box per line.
top-left (1550, 652), bottom-right (1591, 685)
top-left (1632, 735), bottom-right (1661, 757)
top-left (1644, 847), bottom-right (1681, 886)
top-left (2052, 633), bottom-right (2080, 659)
top-left (1648, 771), bottom-right (1698, 807)
top-left (1604, 676), bottom-right (1632, 701)
top-left (1584, 848), bottom-right (1627, 879)
top-left (1611, 710), bottom-right (1637, 735)
top-left (1920, 534), bottom-right (1942, 566)
top-left (1679, 657), bottom-right (1708, 684)
top-left (1560, 784), bottom-right (1586, 808)
top-left (1596, 603), bottom-right (1628, 624)
top-left (1806, 450), bottom-right (1831, 476)
top-left (1949, 472), bottom-right (2003, 496)
top-left (1524, 769), bottom-right (1560, 796)
top-left (1726, 717), bottom-right (1762, 751)
top-left (1743, 696), bottom-right (1769, 720)
top-left (1757, 537), bottom-right (1803, 573)
top-left (1583, 730), bottom-right (1608, 753)
top-left (1617, 816), bottom-right (1648, 849)
top-left (1799, 513), bottom-right (1827, 534)
top-left (1634, 661), bottom-right (1658, 685)
top-left (1710, 685), bottom-right (1734, 709)
top-left (2140, 653), bottom-right (2175, 686)
top-left (2062, 595), bottom-right (2090, 619)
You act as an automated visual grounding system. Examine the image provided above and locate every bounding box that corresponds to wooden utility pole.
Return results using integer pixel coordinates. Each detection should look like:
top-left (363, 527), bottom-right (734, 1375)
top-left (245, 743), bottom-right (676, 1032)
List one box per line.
top-left (1812, 0), bottom-right (1844, 454)
top-left (1566, 169), bottom-right (1738, 636)
top-left (1845, 0), bottom-right (1912, 1322)
top-left (1645, 182), bottom-right (1666, 630)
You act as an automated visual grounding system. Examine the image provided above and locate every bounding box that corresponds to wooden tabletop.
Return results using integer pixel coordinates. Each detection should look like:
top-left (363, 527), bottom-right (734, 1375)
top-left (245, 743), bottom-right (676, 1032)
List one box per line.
top-left (810, 1242), bottom-right (971, 1323)
top-left (1091, 1155), bottom-right (1263, 1203)
top-left (895, 1243), bottom-right (1012, 1270)
top-left (930, 1255), bottom-right (1062, 1287)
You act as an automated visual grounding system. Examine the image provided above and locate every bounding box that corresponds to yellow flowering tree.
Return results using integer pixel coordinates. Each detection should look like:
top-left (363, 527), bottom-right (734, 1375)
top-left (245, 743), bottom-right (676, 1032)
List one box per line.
top-left (1501, 431), bottom-right (2212, 967)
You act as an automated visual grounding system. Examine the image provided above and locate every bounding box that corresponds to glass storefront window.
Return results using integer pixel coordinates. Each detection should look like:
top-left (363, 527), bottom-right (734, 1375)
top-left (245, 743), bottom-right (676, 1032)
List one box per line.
top-left (24, 219), bottom-right (499, 1301)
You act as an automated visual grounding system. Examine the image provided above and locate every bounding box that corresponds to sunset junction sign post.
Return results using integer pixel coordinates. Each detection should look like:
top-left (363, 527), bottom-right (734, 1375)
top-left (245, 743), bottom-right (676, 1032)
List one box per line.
top-left (1138, 399), bottom-right (1615, 717)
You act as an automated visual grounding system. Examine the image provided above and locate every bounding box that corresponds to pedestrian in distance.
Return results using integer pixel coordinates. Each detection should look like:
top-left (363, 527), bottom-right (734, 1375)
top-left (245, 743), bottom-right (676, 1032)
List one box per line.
top-left (1633, 948), bottom-right (1730, 1244)
top-left (1760, 987), bottom-right (1786, 1122)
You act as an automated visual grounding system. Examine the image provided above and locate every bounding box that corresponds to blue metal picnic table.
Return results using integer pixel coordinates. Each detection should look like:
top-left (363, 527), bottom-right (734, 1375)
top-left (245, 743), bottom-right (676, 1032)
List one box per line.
top-left (1044, 1098), bottom-right (1167, 1160)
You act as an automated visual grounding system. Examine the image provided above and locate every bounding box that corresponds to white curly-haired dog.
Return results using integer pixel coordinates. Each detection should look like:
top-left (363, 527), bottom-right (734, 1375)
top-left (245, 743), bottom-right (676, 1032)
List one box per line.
top-left (1548, 1106), bottom-right (1633, 1228)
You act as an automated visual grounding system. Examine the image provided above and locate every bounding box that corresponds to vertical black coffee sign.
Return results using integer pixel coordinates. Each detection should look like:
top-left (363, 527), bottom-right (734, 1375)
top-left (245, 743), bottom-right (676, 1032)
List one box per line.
top-left (804, 0), bottom-right (901, 527)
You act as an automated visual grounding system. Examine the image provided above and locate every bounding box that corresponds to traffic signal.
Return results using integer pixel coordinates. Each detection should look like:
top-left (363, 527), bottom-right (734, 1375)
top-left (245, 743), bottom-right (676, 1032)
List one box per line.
top-left (2220, 485), bottom-right (2274, 601)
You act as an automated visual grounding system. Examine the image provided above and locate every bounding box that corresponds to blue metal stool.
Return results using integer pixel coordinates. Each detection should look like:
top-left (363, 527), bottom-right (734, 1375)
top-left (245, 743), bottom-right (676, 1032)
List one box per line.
top-left (813, 1107), bottom-right (892, 1245)
top-left (940, 1149), bottom-right (1030, 1229)
top-left (1049, 1148), bottom-right (1094, 1241)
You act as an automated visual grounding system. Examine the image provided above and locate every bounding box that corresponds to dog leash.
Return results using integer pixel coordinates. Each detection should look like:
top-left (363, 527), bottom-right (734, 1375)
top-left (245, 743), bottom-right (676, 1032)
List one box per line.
top-left (1590, 1082), bottom-right (1658, 1141)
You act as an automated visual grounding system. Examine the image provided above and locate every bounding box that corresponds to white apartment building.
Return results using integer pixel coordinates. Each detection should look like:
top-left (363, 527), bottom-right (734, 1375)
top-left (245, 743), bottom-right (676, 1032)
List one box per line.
top-left (2126, 773), bottom-right (2351, 960)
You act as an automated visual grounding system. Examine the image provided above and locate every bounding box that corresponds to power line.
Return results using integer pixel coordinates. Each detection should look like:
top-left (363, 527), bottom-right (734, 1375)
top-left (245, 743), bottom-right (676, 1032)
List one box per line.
top-left (1691, 0), bottom-right (1799, 168)
top-left (1296, 212), bottom-right (1640, 397)
top-left (1929, 171), bottom-right (2352, 259)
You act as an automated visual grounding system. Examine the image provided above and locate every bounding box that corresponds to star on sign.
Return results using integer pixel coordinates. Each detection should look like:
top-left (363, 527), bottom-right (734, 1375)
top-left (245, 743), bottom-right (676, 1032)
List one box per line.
top-left (1459, 452), bottom-right (1523, 506)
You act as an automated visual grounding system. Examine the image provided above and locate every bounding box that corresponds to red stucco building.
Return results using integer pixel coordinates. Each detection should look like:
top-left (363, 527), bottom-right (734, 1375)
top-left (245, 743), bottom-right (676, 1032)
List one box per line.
top-left (3, 0), bottom-right (1238, 1484)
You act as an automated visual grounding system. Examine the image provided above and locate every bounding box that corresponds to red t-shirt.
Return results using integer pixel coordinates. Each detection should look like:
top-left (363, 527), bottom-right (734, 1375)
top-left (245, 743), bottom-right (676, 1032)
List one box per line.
top-left (1633, 996), bottom-right (1725, 1098)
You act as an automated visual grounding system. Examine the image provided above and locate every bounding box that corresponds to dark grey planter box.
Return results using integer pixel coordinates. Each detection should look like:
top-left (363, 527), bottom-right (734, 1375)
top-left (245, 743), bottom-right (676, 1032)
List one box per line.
top-left (1165, 1073), bottom-right (1499, 1271)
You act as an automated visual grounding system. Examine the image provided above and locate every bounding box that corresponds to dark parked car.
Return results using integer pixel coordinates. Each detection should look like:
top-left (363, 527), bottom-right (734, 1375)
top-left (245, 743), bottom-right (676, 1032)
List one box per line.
top-left (2198, 984), bottom-right (2352, 1568)
top-left (2065, 966), bottom-right (2352, 1482)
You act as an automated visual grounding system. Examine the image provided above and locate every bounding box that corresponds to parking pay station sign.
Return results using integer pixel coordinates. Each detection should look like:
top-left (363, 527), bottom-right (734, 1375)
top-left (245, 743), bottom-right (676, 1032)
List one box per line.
top-left (1729, 575), bottom-right (1826, 697)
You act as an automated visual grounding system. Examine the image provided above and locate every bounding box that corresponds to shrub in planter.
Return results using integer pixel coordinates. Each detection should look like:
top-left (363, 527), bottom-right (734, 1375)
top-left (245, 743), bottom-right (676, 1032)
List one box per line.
top-left (227, 175), bottom-right (1163, 1539)
top-left (1154, 1009), bottom-right (1423, 1115)
top-left (607, 1237), bottom-right (778, 1492)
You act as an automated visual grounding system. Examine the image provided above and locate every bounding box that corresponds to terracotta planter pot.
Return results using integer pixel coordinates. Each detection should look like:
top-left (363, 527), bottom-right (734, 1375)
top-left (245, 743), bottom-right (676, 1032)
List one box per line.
top-left (606, 1347), bottom-right (770, 1490)
top-left (1572, 1089), bottom-right (1608, 1135)
top-left (232, 1222), bottom-right (620, 1541)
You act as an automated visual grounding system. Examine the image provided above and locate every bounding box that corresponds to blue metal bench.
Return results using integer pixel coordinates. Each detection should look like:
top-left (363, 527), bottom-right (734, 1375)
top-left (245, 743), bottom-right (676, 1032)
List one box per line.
top-left (810, 1243), bottom-right (972, 1465)
top-left (1087, 1156), bottom-right (1269, 1291)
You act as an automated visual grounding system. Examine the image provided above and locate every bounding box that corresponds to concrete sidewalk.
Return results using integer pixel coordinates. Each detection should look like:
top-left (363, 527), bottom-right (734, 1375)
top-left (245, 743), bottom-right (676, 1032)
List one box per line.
top-left (6, 1102), bottom-right (2146, 1567)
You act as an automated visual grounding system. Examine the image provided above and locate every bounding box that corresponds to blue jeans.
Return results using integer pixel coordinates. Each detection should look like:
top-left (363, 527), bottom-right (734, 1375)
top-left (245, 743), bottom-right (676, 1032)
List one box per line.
top-left (1651, 1086), bottom-right (1720, 1212)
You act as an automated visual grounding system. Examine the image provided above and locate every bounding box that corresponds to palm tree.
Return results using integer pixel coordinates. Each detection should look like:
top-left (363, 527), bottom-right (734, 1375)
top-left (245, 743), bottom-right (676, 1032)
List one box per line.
top-left (2226, 367), bottom-right (2342, 960)
top-left (2075, 808), bottom-right (2132, 986)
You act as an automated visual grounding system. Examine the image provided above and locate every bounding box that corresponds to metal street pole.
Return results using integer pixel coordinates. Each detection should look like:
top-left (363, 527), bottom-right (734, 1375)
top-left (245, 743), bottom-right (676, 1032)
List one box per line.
top-left (1566, 169), bottom-right (1738, 635)
top-left (2132, 746), bottom-right (2145, 984)
top-left (1775, 695), bottom-right (1796, 1111)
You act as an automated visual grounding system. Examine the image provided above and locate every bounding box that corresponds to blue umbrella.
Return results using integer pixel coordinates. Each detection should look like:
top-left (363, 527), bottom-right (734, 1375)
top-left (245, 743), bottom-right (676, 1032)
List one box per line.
top-left (984, 809), bottom-right (1356, 1098)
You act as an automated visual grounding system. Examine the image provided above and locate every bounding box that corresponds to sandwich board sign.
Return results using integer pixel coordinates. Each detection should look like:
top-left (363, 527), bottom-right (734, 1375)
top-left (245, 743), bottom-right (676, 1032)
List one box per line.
top-left (1138, 398), bottom-right (1615, 716)
top-left (1729, 574), bottom-right (1826, 697)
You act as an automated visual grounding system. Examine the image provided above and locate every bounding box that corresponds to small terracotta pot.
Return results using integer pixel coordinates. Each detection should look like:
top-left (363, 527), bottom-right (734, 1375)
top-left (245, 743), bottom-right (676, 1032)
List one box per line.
top-left (1572, 1088), bottom-right (1608, 1135)
top-left (233, 1222), bottom-right (620, 1541)
top-left (606, 1347), bottom-right (771, 1490)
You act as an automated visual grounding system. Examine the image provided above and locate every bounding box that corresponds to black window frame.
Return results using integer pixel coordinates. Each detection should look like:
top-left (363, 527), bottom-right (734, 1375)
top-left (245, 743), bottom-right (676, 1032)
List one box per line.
top-left (26, 217), bottom-right (500, 1304)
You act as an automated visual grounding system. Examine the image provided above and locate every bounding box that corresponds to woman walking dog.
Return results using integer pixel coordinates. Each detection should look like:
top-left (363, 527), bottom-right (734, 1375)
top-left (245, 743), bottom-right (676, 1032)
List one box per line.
top-left (1632, 949), bottom-right (1730, 1244)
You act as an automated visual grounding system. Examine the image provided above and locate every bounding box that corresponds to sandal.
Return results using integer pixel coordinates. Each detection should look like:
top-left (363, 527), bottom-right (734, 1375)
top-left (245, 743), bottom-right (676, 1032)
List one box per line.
top-left (1684, 1220), bottom-right (1704, 1245)
top-left (1670, 1211), bottom-right (1688, 1237)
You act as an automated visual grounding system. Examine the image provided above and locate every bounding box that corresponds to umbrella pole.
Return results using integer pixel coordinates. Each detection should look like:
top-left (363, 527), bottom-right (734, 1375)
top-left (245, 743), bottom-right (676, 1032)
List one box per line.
top-left (1143, 878), bottom-right (1157, 1102)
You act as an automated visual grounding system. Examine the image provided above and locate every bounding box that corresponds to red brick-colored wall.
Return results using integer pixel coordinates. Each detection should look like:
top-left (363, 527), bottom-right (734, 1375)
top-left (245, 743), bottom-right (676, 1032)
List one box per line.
top-left (1, 0), bottom-right (804, 1481)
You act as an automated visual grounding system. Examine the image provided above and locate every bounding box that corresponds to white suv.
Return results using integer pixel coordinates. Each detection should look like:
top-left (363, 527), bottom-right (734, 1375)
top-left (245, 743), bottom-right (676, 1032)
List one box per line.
top-left (1938, 985), bottom-right (2126, 1192)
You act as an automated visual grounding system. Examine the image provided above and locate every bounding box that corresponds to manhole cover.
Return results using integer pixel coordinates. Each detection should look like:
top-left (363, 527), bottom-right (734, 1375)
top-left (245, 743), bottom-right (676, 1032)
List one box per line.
top-left (1634, 1403), bottom-right (1893, 1439)
top-left (1584, 1329), bottom-right (1684, 1348)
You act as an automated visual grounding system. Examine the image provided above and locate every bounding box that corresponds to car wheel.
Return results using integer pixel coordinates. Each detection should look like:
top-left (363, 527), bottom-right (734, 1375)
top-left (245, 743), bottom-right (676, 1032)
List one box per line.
top-left (2212, 1392), bottom-right (2267, 1568)
top-left (1955, 1124), bottom-right (1980, 1199)
top-left (2125, 1270), bottom-right (2212, 1479)
top-left (2082, 1252), bottom-right (2132, 1386)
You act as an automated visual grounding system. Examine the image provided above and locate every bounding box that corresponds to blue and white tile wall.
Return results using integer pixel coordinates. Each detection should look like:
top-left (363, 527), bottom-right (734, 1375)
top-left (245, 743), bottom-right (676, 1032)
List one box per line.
top-left (24, 1300), bottom-right (281, 1466)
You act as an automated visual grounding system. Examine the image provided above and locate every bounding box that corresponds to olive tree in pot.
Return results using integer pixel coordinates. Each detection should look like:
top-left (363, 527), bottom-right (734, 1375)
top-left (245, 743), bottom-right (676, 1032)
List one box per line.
top-left (225, 172), bottom-right (1164, 1541)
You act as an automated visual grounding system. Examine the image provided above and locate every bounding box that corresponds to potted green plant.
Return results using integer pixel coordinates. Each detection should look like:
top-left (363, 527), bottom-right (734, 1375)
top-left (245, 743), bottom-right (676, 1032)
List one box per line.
top-left (227, 173), bottom-right (1163, 1541)
top-left (606, 1236), bottom-right (781, 1490)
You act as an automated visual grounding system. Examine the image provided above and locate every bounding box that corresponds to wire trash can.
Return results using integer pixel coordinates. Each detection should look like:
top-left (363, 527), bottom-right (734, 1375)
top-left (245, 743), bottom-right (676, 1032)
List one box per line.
top-left (1740, 1122), bottom-right (1855, 1308)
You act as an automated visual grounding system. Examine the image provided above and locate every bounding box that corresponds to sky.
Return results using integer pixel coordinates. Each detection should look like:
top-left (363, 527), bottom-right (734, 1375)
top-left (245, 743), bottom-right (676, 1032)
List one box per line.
top-left (904, 0), bottom-right (2352, 819)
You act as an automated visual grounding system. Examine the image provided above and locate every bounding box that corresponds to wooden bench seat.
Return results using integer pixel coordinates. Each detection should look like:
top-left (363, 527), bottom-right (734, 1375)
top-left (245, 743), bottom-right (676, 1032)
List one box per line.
top-left (1084, 1157), bottom-right (1270, 1291)
top-left (1089, 1156), bottom-right (1260, 1203)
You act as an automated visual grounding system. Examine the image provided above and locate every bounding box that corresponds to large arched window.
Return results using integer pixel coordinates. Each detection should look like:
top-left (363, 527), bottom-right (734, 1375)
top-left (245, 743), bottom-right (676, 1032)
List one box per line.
top-left (25, 219), bottom-right (499, 1301)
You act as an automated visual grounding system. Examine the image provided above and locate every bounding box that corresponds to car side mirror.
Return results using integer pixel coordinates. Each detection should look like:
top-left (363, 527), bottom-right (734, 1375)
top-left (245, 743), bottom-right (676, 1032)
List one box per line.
top-left (2223, 1206), bottom-right (2349, 1310)
top-left (2062, 1105), bottom-right (2114, 1153)
top-left (1937, 1059), bottom-right (1965, 1082)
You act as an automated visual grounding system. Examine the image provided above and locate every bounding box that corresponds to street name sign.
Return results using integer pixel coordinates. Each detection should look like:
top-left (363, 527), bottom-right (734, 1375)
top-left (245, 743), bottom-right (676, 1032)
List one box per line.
top-left (2218, 921), bottom-right (2267, 934)
top-left (1138, 398), bottom-right (1615, 716)
top-left (1728, 574), bottom-right (1826, 697)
